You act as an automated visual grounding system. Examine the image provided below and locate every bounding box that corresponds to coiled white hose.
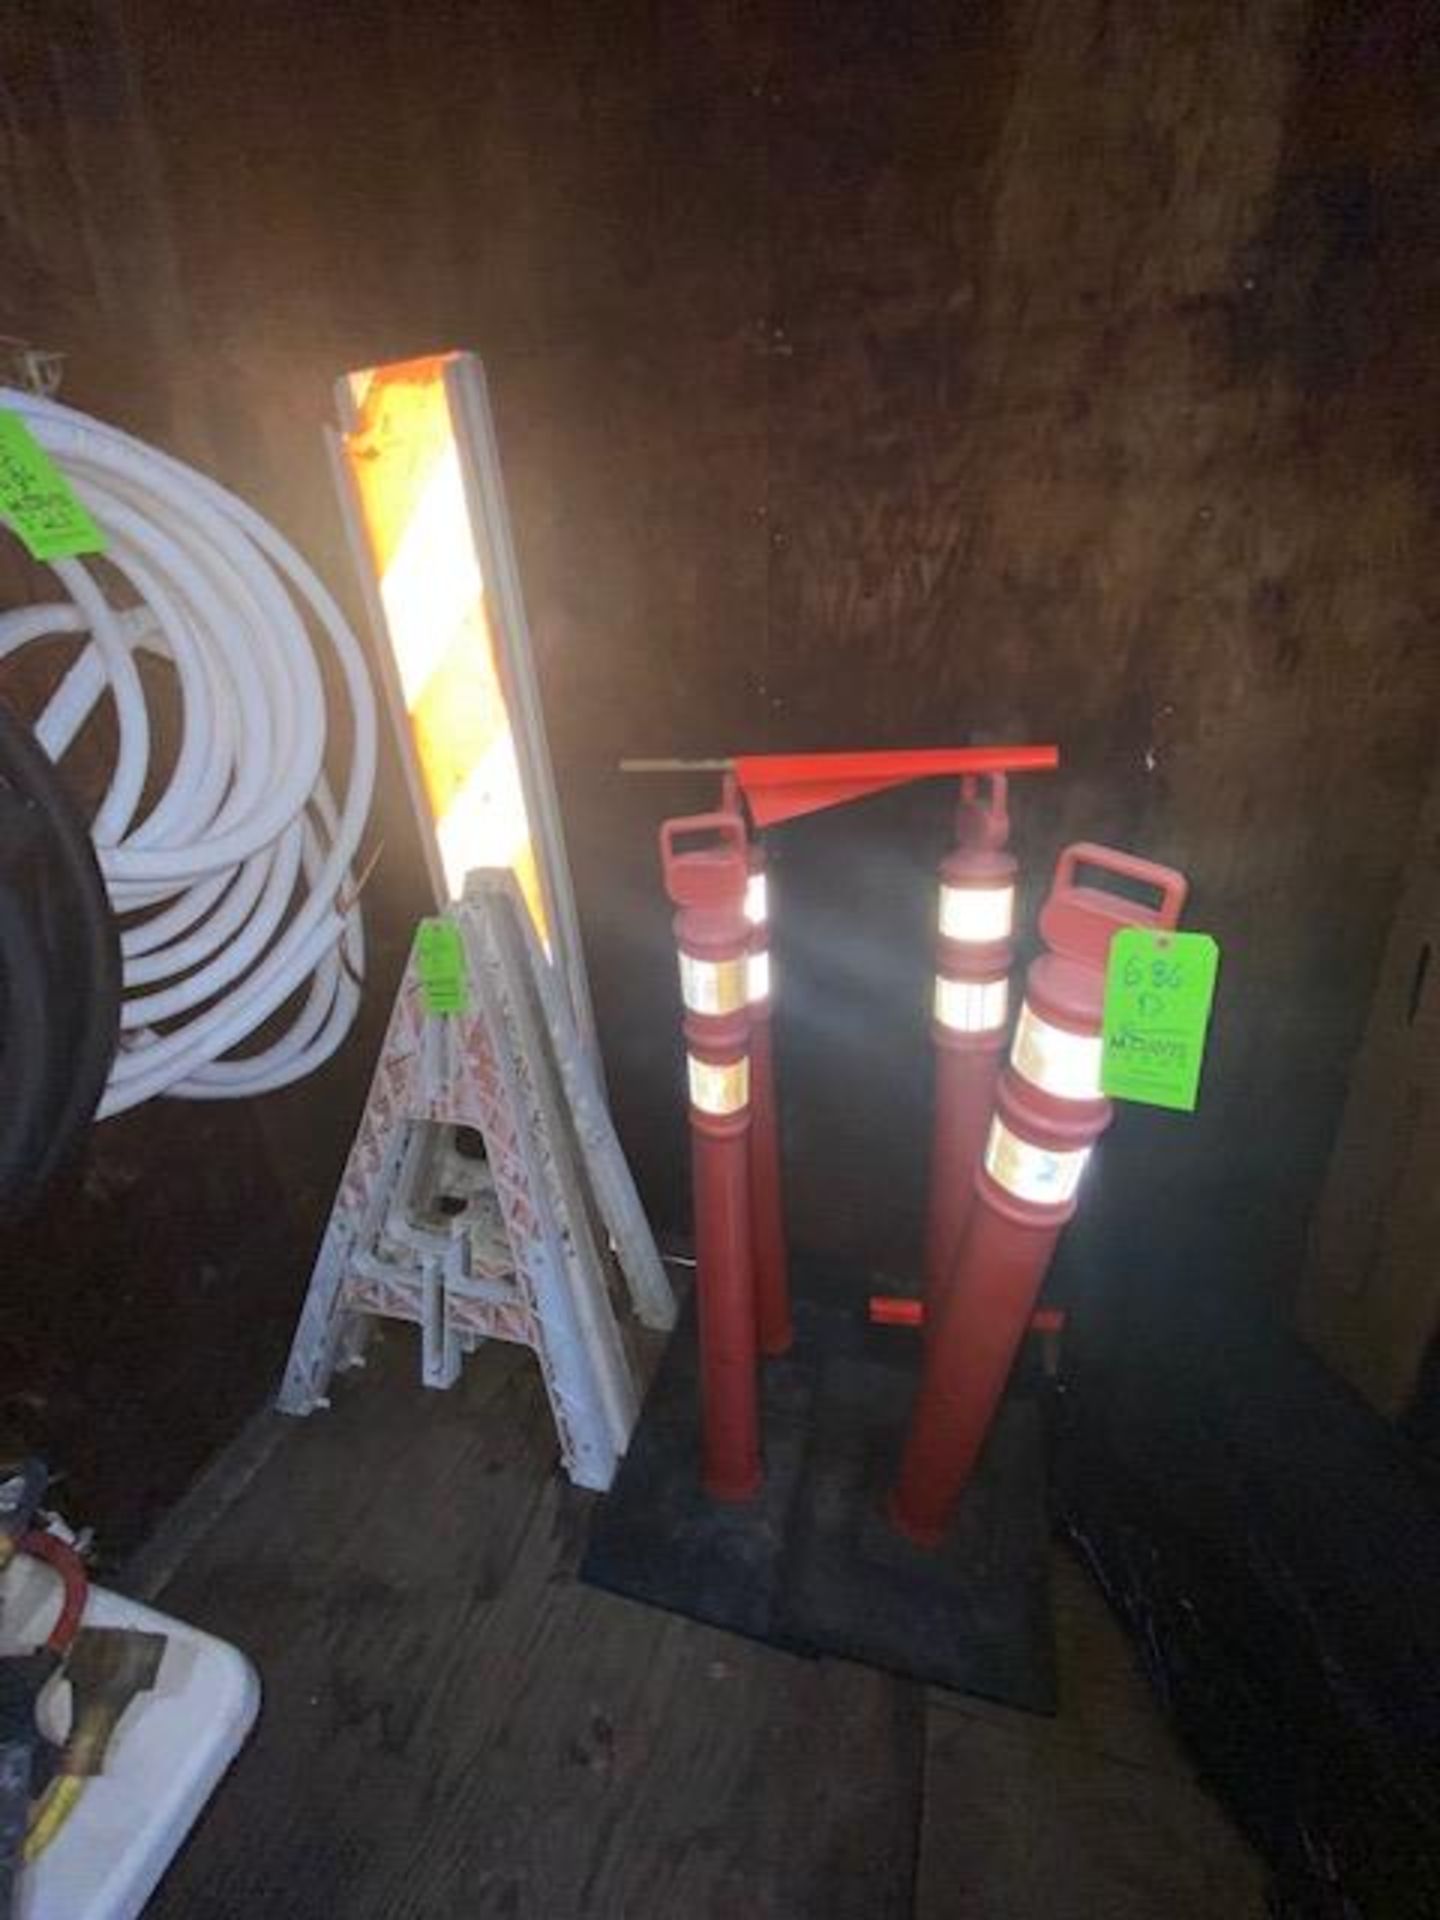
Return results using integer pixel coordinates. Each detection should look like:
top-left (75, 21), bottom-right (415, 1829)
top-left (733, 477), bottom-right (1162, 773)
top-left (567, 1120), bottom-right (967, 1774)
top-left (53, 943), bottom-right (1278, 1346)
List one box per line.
top-left (0, 390), bottom-right (376, 1115)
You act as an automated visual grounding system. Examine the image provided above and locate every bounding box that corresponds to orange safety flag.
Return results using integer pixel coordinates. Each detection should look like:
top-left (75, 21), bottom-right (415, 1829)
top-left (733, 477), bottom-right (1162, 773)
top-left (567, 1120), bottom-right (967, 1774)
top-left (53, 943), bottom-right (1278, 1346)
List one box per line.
top-left (732, 746), bottom-right (1059, 828)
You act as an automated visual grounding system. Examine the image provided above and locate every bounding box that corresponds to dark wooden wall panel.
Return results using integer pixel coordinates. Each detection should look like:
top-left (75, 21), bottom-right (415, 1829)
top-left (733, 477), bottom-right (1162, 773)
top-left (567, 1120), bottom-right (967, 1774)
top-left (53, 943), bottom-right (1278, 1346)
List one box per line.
top-left (759, 0), bottom-right (1440, 1278)
top-left (1, 0), bottom-right (1437, 1545)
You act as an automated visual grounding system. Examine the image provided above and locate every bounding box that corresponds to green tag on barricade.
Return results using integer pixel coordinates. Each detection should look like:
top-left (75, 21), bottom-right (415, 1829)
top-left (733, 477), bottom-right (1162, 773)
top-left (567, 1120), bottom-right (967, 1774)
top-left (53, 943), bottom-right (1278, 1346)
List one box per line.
top-left (415, 917), bottom-right (469, 1016)
top-left (1101, 928), bottom-right (1219, 1112)
top-left (0, 411), bottom-right (106, 561)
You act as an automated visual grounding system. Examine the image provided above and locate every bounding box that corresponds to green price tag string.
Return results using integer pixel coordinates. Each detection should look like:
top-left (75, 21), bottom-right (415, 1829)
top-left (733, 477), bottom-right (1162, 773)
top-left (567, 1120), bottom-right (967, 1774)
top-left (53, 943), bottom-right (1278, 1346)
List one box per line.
top-left (1101, 928), bottom-right (1219, 1113)
top-left (0, 411), bottom-right (106, 563)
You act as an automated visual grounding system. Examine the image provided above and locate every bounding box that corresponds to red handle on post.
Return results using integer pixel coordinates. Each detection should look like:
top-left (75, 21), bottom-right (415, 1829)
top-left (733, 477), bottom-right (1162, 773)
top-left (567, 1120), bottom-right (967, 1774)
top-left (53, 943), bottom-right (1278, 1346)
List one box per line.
top-left (1050, 843), bottom-right (1188, 926)
top-left (1040, 843), bottom-right (1189, 966)
top-left (956, 772), bottom-right (1010, 851)
top-left (659, 813), bottom-right (750, 908)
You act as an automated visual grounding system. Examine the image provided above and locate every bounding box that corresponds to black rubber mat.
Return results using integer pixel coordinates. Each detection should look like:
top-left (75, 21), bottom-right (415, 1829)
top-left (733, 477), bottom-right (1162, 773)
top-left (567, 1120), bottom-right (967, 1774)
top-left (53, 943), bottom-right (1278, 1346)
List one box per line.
top-left (581, 1270), bottom-right (1055, 1710)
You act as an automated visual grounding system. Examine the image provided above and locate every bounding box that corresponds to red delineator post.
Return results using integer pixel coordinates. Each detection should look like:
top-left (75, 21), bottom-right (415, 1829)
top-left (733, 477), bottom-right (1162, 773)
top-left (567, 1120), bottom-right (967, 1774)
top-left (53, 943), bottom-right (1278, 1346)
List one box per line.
top-left (889, 842), bottom-right (1189, 1546)
top-left (921, 775), bottom-right (1017, 1313)
top-left (660, 810), bottom-right (762, 1502)
top-left (742, 833), bottom-right (793, 1356)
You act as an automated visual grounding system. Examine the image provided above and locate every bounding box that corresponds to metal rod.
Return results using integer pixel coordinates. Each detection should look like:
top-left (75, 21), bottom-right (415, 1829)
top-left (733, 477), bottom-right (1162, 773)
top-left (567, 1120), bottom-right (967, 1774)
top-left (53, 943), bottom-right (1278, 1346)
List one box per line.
top-left (620, 758), bottom-right (734, 772)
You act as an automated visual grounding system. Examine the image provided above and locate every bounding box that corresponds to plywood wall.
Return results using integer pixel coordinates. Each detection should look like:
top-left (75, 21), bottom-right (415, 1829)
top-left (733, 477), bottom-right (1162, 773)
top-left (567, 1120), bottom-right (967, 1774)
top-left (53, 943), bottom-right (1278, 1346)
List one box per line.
top-left (1, 0), bottom-right (1437, 1538)
top-left (1300, 755), bottom-right (1440, 1415)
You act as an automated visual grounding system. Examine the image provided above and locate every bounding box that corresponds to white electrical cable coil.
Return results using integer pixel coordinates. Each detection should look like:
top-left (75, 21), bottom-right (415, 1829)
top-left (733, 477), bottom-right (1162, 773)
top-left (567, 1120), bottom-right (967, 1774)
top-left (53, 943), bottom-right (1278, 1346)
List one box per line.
top-left (0, 390), bottom-right (377, 1115)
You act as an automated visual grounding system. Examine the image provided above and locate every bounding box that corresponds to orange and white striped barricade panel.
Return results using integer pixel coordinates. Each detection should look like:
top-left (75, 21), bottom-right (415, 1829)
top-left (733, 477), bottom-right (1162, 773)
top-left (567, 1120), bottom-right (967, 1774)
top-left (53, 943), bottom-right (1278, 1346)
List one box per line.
top-left (332, 349), bottom-right (600, 1076)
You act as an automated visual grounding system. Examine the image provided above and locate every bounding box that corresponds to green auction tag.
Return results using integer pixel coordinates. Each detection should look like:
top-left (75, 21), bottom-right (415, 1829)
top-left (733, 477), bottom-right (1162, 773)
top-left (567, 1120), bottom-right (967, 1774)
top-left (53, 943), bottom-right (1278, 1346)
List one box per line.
top-left (0, 411), bottom-right (106, 562)
top-left (415, 917), bottom-right (469, 1016)
top-left (1101, 928), bottom-right (1219, 1112)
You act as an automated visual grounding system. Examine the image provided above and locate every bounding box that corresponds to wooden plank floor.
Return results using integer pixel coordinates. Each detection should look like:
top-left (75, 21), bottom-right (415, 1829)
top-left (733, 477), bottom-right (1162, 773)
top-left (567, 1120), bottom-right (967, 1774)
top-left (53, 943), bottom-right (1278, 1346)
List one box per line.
top-left (139, 1331), bottom-right (1267, 1919)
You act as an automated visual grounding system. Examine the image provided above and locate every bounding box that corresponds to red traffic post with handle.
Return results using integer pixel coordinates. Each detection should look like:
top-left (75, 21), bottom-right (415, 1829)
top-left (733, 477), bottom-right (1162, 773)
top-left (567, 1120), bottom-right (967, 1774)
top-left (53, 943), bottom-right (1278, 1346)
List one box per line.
top-left (921, 774), bottom-right (1017, 1313)
top-left (740, 821), bottom-right (793, 1357)
top-left (719, 771), bottom-right (792, 1356)
top-left (660, 810), bottom-right (762, 1502)
top-left (888, 842), bottom-right (1189, 1547)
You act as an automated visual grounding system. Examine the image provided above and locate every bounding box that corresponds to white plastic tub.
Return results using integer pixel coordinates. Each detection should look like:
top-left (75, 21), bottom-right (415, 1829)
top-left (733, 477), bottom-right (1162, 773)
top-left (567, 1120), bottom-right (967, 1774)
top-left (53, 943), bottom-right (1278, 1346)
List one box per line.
top-left (0, 1558), bottom-right (259, 1920)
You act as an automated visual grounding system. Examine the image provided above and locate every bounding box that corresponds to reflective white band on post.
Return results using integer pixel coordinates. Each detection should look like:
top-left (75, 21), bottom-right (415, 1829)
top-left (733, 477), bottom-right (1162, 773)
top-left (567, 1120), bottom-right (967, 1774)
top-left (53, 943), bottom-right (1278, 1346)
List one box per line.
top-left (679, 952), bottom-right (749, 1016)
top-left (939, 882), bottom-right (1014, 944)
top-left (985, 1117), bottom-right (1091, 1204)
top-left (934, 973), bottom-right (1008, 1035)
top-left (745, 870), bottom-right (768, 927)
top-left (747, 947), bottom-right (771, 1006)
top-left (687, 1054), bottom-right (750, 1116)
top-left (1010, 1003), bottom-right (1103, 1100)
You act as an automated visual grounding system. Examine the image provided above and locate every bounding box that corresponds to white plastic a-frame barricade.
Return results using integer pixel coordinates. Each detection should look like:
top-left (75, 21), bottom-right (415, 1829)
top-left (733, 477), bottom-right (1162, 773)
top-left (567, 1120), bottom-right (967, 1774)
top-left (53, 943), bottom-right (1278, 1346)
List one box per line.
top-left (278, 872), bottom-right (673, 1492)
